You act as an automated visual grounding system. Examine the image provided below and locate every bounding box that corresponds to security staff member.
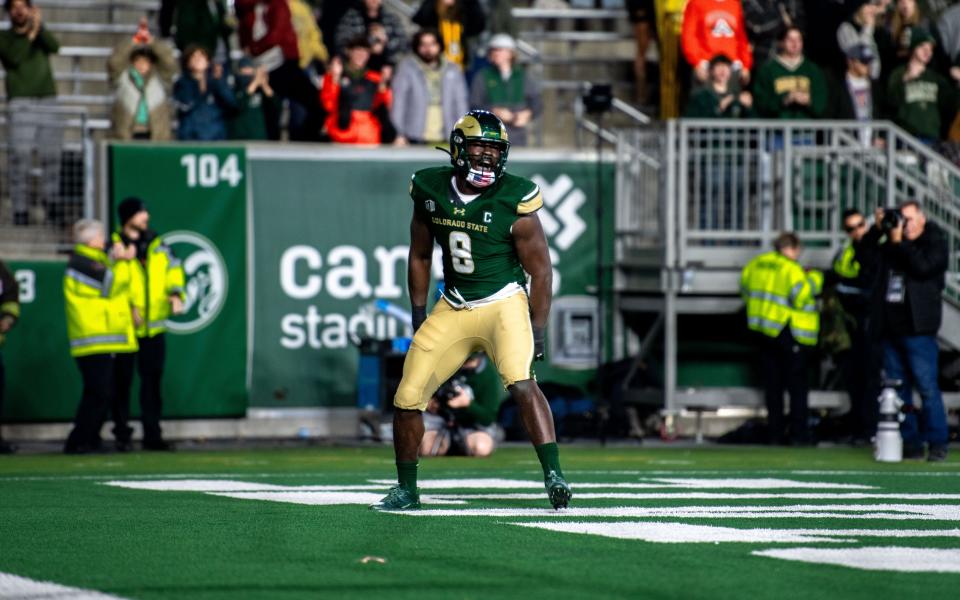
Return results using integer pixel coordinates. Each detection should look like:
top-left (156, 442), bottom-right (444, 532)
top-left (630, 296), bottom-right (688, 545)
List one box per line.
top-left (64, 219), bottom-right (138, 454)
top-left (741, 232), bottom-right (819, 445)
top-left (0, 259), bottom-right (20, 454)
top-left (112, 197), bottom-right (184, 451)
top-left (828, 208), bottom-right (880, 444)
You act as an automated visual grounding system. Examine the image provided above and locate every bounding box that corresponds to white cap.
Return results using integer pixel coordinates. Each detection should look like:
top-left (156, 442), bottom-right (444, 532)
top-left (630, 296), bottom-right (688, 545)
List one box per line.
top-left (487, 33), bottom-right (516, 52)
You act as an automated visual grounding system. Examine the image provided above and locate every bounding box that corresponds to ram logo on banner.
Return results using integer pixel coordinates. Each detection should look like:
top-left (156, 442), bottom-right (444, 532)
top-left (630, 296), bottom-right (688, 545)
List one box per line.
top-left (163, 231), bottom-right (228, 334)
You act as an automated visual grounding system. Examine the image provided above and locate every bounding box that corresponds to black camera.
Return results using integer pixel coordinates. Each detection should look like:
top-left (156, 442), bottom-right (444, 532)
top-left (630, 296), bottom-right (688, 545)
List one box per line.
top-left (881, 208), bottom-right (902, 231)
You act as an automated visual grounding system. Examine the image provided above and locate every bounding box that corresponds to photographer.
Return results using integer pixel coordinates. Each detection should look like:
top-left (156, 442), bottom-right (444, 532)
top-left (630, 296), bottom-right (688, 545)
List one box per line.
top-left (870, 201), bottom-right (950, 461)
top-left (420, 353), bottom-right (505, 457)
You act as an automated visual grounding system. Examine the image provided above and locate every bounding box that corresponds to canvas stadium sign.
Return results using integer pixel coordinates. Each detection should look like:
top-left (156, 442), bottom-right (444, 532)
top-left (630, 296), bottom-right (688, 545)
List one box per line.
top-left (1, 145), bottom-right (612, 420)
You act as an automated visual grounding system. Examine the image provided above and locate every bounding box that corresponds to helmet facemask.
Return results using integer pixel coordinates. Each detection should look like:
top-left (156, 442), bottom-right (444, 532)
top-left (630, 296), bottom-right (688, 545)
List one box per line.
top-left (463, 141), bottom-right (506, 189)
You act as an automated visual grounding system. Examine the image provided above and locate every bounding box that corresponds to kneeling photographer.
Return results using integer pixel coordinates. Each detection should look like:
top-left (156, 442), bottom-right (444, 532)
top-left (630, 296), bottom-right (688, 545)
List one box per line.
top-left (421, 353), bottom-right (505, 457)
top-left (867, 201), bottom-right (949, 462)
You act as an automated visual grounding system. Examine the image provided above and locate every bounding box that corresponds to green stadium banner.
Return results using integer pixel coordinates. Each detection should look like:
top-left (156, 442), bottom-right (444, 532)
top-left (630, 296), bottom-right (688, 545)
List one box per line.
top-left (248, 149), bottom-right (613, 408)
top-left (2, 260), bottom-right (78, 421)
top-left (110, 144), bottom-right (248, 417)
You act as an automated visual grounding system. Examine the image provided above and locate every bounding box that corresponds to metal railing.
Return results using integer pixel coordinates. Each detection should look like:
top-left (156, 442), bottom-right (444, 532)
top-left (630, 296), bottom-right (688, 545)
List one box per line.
top-left (0, 104), bottom-right (97, 254)
top-left (615, 118), bottom-right (960, 418)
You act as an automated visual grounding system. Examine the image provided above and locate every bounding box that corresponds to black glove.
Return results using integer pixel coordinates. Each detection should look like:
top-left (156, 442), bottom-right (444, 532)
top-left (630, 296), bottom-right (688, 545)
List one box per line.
top-left (412, 305), bottom-right (427, 334)
top-left (533, 326), bottom-right (546, 361)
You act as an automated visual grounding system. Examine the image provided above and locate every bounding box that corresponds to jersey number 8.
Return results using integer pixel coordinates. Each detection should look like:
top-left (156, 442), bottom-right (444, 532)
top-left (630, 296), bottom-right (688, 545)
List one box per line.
top-left (449, 231), bottom-right (475, 274)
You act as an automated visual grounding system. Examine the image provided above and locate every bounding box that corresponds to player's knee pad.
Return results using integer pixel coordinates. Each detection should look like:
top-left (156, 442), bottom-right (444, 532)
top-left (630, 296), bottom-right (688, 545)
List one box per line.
top-left (394, 382), bottom-right (429, 412)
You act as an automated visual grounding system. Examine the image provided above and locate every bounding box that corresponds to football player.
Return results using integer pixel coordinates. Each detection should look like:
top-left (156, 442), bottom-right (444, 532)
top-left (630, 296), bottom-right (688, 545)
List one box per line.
top-left (372, 110), bottom-right (572, 511)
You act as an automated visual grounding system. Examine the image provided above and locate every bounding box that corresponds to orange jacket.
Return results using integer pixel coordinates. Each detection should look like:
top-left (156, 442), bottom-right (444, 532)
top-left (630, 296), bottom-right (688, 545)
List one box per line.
top-left (681, 0), bottom-right (752, 72)
top-left (320, 70), bottom-right (392, 144)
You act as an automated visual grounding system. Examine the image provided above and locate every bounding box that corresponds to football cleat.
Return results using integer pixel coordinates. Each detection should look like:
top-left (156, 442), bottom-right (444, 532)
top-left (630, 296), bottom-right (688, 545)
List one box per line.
top-left (370, 484), bottom-right (421, 511)
top-left (545, 470), bottom-right (572, 510)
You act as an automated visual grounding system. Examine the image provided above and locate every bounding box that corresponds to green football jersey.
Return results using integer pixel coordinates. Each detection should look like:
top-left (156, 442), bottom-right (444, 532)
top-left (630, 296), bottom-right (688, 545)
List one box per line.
top-left (410, 166), bottom-right (544, 302)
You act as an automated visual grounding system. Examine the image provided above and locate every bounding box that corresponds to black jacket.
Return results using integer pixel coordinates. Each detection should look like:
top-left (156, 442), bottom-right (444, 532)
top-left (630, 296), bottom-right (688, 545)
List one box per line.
top-left (875, 220), bottom-right (949, 336)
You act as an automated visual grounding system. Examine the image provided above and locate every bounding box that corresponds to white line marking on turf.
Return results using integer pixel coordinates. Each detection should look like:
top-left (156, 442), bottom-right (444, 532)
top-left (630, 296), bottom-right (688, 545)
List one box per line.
top-left (429, 492), bottom-right (960, 501)
top-left (510, 522), bottom-right (960, 544)
top-left (511, 522), bottom-right (854, 543)
top-left (0, 572), bottom-right (128, 599)
top-left (101, 480), bottom-right (383, 492)
top-left (209, 491), bottom-right (465, 506)
top-left (752, 547), bottom-right (960, 573)
top-left (399, 504), bottom-right (960, 520)
top-left (367, 478), bottom-right (876, 490)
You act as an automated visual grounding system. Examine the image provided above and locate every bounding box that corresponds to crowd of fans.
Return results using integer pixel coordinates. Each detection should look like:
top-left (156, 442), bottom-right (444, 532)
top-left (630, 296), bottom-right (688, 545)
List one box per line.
top-left (109, 0), bottom-right (538, 147)
top-left (677, 0), bottom-right (960, 152)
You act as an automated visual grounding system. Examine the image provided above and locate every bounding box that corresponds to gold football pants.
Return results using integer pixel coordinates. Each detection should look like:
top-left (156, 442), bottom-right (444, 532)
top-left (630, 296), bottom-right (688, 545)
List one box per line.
top-left (393, 292), bottom-right (535, 411)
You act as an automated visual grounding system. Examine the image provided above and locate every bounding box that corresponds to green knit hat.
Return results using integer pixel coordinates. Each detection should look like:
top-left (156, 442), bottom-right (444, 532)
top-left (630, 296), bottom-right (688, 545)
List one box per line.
top-left (909, 27), bottom-right (935, 52)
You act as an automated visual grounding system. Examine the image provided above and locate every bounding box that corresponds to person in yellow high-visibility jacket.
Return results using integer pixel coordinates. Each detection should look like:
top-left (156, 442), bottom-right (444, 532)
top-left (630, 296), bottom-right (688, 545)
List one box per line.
top-left (63, 219), bottom-right (138, 454)
top-left (0, 258), bottom-right (20, 454)
top-left (740, 232), bottom-right (819, 445)
top-left (111, 197), bottom-right (185, 452)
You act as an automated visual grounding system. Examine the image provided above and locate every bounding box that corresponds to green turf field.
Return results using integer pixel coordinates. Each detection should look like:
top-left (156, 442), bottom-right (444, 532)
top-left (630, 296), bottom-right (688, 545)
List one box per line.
top-left (1, 445), bottom-right (959, 599)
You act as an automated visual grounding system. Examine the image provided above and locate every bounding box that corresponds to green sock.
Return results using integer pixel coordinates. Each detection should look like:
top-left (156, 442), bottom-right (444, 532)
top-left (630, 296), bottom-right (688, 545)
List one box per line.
top-left (535, 442), bottom-right (563, 479)
top-left (396, 461), bottom-right (419, 493)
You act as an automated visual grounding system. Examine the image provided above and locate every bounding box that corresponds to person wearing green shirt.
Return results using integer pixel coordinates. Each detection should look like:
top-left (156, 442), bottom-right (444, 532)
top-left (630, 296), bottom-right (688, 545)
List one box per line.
top-left (469, 33), bottom-right (541, 147)
top-left (420, 353), bottom-right (506, 457)
top-left (0, 0), bottom-right (61, 226)
top-left (753, 26), bottom-right (828, 120)
top-left (885, 27), bottom-right (956, 144)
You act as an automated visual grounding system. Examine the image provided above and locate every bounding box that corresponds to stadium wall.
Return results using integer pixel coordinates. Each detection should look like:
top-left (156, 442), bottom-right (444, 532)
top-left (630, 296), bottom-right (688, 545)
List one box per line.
top-left (3, 143), bottom-right (613, 422)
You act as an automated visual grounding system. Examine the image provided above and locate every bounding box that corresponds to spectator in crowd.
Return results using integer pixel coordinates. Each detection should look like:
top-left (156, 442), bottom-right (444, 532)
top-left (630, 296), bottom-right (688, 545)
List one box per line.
top-left (236, 0), bottom-right (323, 140)
top-left (173, 45), bottom-right (236, 141)
top-left (63, 219), bottom-right (138, 455)
top-left (318, 0), bottom-right (352, 61)
top-left (228, 57), bottom-right (273, 140)
top-left (626, 0), bottom-right (656, 105)
top-left (0, 0), bottom-right (61, 227)
top-left (826, 208), bottom-right (881, 445)
top-left (469, 34), bottom-right (541, 147)
top-left (335, 0), bottom-right (407, 69)
top-left (158, 0), bottom-right (230, 58)
top-left (0, 259), bottom-right (19, 454)
top-left (420, 354), bottom-right (505, 457)
top-left (413, 0), bottom-right (487, 70)
top-left (921, 0), bottom-right (951, 21)
top-left (886, 27), bottom-right (955, 145)
top-left (886, 0), bottom-right (932, 65)
top-left (684, 54), bottom-right (754, 118)
top-left (681, 0), bottom-right (753, 85)
top-left (837, 0), bottom-right (883, 80)
top-left (868, 202), bottom-right (949, 461)
top-left (320, 36), bottom-right (392, 144)
top-left (111, 198), bottom-right (184, 452)
top-left (107, 20), bottom-right (178, 141)
top-left (741, 232), bottom-right (819, 445)
top-left (831, 44), bottom-right (881, 123)
top-left (753, 26), bottom-right (828, 119)
top-left (743, 0), bottom-right (806, 64)
top-left (391, 29), bottom-right (468, 146)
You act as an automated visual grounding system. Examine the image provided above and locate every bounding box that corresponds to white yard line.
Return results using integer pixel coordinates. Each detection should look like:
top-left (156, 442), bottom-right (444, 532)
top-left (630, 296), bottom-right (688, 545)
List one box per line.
top-left (0, 572), bottom-right (127, 600)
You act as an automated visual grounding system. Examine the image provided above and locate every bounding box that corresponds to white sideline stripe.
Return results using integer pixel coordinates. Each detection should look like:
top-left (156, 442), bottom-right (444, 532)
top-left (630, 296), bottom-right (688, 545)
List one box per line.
top-left (209, 491), bottom-right (465, 506)
top-left (368, 478), bottom-right (875, 490)
top-left (0, 572), bottom-right (127, 599)
top-left (102, 480), bottom-right (383, 492)
top-left (511, 522), bottom-right (960, 544)
top-left (431, 492), bottom-right (960, 501)
top-left (400, 504), bottom-right (960, 520)
top-left (647, 478), bottom-right (873, 489)
top-left (5, 469), bottom-right (957, 482)
top-left (753, 547), bottom-right (960, 573)
top-left (511, 522), bottom-right (854, 544)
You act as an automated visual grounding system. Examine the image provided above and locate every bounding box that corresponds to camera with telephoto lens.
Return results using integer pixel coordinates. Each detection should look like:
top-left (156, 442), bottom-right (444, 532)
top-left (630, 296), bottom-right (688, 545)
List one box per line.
top-left (881, 208), bottom-right (902, 232)
top-left (434, 375), bottom-right (468, 409)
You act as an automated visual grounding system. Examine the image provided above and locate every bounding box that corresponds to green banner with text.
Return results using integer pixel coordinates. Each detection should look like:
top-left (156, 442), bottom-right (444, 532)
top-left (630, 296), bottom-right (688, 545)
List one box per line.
top-left (249, 151), bottom-right (612, 408)
top-left (109, 144), bottom-right (248, 417)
